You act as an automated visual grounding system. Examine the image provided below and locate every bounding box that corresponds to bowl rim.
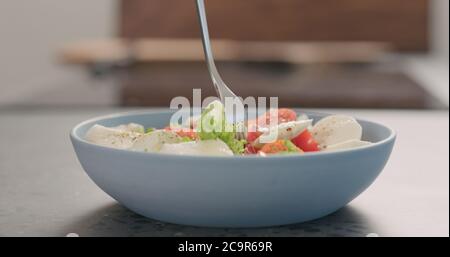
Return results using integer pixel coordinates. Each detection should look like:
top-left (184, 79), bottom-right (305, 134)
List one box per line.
top-left (70, 110), bottom-right (396, 160)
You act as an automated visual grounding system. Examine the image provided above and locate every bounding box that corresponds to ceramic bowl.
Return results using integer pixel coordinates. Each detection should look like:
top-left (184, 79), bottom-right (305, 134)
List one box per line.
top-left (71, 111), bottom-right (395, 227)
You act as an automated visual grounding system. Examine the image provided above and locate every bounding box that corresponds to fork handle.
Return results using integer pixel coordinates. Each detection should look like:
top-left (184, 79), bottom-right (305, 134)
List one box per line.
top-left (195, 0), bottom-right (233, 101)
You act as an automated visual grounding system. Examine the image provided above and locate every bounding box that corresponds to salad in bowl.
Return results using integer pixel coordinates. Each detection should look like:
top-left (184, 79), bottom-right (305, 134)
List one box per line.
top-left (85, 101), bottom-right (371, 157)
top-left (71, 106), bottom-right (395, 227)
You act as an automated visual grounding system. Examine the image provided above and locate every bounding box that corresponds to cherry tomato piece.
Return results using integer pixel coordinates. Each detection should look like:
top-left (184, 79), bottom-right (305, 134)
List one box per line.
top-left (244, 144), bottom-right (258, 154)
top-left (258, 108), bottom-right (297, 127)
top-left (165, 126), bottom-right (197, 140)
top-left (260, 140), bottom-right (290, 154)
top-left (291, 130), bottom-right (320, 152)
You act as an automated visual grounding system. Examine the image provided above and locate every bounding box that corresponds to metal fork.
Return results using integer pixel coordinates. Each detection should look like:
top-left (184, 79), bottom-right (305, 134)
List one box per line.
top-left (195, 0), bottom-right (239, 103)
top-left (195, 0), bottom-right (247, 140)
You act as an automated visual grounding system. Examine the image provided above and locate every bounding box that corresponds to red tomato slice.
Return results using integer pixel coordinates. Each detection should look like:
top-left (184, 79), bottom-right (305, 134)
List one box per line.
top-left (246, 109), bottom-right (297, 142)
top-left (258, 108), bottom-right (297, 127)
top-left (246, 119), bottom-right (263, 143)
top-left (247, 131), bottom-right (262, 143)
top-left (165, 126), bottom-right (197, 140)
top-left (244, 144), bottom-right (258, 154)
top-left (176, 129), bottom-right (197, 140)
top-left (291, 130), bottom-right (319, 152)
top-left (277, 108), bottom-right (297, 123)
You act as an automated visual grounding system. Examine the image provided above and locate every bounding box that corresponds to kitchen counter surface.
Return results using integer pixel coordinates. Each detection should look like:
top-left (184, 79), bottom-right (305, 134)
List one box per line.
top-left (0, 108), bottom-right (448, 237)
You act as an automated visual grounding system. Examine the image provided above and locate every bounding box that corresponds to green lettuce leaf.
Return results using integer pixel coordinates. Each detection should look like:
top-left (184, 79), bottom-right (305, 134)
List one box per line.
top-left (197, 101), bottom-right (247, 154)
top-left (284, 140), bottom-right (301, 152)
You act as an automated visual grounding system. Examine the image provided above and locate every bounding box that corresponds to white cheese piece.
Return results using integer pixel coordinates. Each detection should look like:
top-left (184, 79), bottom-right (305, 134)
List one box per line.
top-left (311, 115), bottom-right (363, 149)
top-left (323, 139), bottom-right (372, 152)
top-left (130, 130), bottom-right (182, 153)
top-left (85, 124), bottom-right (142, 149)
top-left (113, 123), bottom-right (144, 133)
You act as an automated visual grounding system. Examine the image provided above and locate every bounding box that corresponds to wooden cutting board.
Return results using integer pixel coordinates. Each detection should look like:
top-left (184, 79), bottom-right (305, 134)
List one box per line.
top-left (60, 39), bottom-right (391, 64)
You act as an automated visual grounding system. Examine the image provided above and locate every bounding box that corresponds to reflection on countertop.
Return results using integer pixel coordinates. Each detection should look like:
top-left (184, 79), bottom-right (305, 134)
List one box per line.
top-left (61, 203), bottom-right (376, 237)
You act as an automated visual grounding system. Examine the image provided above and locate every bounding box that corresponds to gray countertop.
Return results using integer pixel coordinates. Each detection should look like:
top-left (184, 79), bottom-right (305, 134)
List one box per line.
top-left (0, 108), bottom-right (448, 237)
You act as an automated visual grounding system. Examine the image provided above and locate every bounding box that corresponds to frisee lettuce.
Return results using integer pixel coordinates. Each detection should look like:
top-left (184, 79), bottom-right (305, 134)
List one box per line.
top-left (181, 136), bottom-right (194, 142)
top-left (145, 127), bottom-right (155, 134)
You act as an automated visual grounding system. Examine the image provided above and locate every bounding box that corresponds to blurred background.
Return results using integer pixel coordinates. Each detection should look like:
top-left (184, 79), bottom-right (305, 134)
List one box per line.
top-left (0, 0), bottom-right (448, 109)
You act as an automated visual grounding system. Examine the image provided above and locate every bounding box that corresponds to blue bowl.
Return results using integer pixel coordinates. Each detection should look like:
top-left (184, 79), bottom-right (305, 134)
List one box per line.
top-left (70, 111), bottom-right (395, 228)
